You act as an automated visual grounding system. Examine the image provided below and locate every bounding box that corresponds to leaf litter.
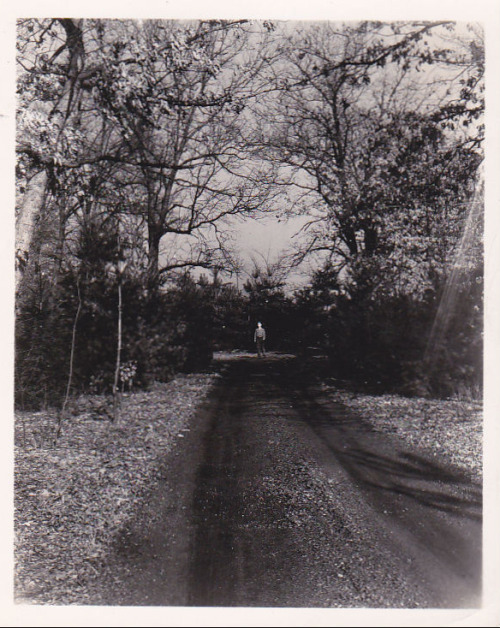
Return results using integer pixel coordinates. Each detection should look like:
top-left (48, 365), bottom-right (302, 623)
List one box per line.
top-left (321, 385), bottom-right (482, 480)
top-left (14, 370), bottom-right (482, 605)
top-left (14, 373), bottom-right (218, 604)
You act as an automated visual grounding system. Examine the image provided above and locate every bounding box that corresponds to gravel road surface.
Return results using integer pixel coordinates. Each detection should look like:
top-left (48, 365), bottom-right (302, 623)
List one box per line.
top-left (95, 354), bottom-right (481, 608)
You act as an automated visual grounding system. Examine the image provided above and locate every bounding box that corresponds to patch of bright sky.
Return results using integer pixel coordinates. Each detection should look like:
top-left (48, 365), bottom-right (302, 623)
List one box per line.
top-left (232, 212), bottom-right (312, 286)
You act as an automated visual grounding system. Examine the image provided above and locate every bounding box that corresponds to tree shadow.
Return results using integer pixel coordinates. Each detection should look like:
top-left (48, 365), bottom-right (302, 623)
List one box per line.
top-left (295, 392), bottom-right (482, 521)
top-left (334, 445), bottom-right (482, 520)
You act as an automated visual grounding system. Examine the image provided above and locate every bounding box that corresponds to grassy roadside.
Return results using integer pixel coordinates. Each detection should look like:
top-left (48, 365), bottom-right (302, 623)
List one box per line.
top-left (14, 372), bottom-right (220, 605)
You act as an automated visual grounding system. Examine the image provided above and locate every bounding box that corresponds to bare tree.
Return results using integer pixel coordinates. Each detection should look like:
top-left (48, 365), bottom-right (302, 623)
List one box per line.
top-left (82, 19), bottom-right (280, 290)
top-left (255, 21), bottom-right (483, 296)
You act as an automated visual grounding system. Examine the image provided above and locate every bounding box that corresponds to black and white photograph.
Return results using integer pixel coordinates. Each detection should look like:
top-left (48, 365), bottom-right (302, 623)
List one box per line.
top-left (4, 0), bottom-right (500, 625)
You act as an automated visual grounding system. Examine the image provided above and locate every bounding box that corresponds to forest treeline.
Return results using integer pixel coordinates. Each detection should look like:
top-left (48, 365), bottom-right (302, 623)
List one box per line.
top-left (15, 19), bottom-right (483, 409)
top-left (15, 256), bottom-right (482, 407)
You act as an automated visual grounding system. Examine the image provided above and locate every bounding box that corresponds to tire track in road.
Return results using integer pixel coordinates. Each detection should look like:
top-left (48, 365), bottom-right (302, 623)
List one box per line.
top-left (95, 354), bottom-right (482, 608)
top-left (187, 356), bottom-right (481, 608)
top-left (187, 358), bottom-right (319, 606)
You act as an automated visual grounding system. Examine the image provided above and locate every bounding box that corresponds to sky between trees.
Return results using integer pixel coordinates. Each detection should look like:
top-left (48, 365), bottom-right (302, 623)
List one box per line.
top-left (13, 18), bottom-right (485, 299)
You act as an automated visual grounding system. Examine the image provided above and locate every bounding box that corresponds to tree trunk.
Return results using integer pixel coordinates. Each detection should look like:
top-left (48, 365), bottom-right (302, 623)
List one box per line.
top-left (363, 226), bottom-right (378, 255)
top-left (146, 227), bottom-right (162, 293)
top-left (56, 278), bottom-right (82, 441)
top-left (343, 226), bottom-right (358, 256)
top-left (112, 280), bottom-right (123, 422)
top-left (15, 19), bottom-right (85, 295)
top-left (15, 170), bottom-right (48, 290)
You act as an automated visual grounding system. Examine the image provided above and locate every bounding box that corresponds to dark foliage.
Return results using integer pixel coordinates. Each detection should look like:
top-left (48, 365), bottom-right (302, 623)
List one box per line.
top-left (15, 275), bottom-right (73, 408)
top-left (210, 279), bottom-right (249, 351)
top-left (292, 262), bottom-right (482, 398)
top-left (15, 230), bottom-right (218, 410)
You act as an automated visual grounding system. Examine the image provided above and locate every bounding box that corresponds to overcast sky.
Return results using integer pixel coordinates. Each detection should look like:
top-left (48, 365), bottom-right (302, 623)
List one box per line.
top-left (228, 213), bottom-right (313, 290)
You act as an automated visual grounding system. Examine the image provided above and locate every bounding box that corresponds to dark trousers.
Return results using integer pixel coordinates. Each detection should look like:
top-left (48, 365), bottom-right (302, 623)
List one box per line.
top-left (256, 338), bottom-right (265, 356)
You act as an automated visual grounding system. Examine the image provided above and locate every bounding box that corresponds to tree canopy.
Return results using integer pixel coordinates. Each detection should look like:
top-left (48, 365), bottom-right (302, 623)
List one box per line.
top-left (15, 19), bottom-right (484, 405)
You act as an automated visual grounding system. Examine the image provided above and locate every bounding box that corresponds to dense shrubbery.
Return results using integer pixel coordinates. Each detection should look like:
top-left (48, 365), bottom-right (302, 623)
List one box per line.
top-left (15, 210), bottom-right (482, 409)
top-left (15, 269), bottom-right (220, 409)
top-left (292, 261), bottom-right (482, 398)
top-left (15, 249), bottom-right (483, 409)
top-left (15, 276), bottom-right (75, 408)
top-left (14, 229), bottom-right (222, 413)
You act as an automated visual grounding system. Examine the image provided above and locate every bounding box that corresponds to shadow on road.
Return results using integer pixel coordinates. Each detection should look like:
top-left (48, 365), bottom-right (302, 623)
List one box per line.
top-left (97, 353), bottom-right (482, 608)
top-left (212, 354), bottom-right (482, 598)
top-left (294, 389), bottom-right (482, 521)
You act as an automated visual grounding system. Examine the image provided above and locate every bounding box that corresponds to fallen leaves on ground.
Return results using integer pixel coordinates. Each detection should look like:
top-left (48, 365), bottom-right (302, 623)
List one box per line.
top-left (14, 373), bottom-right (219, 605)
top-left (14, 367), bottom-right (482, 605)
top-left (322, 385), bottom-right (482, 480)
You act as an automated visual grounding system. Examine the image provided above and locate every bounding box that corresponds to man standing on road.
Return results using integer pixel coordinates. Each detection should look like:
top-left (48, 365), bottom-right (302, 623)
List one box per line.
top-left (254, 322), bottom-right (266, 358)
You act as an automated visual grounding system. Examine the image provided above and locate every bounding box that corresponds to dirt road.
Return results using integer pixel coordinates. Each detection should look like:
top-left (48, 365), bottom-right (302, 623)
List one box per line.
top-left (96, 355), bottom-right (482, 608)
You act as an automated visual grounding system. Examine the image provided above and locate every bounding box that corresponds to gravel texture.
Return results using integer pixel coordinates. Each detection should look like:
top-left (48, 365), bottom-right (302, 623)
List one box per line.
top-left (243, 410), bottom-right (436, 608)
top-left (14, 360), bottom-right (482, 606)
